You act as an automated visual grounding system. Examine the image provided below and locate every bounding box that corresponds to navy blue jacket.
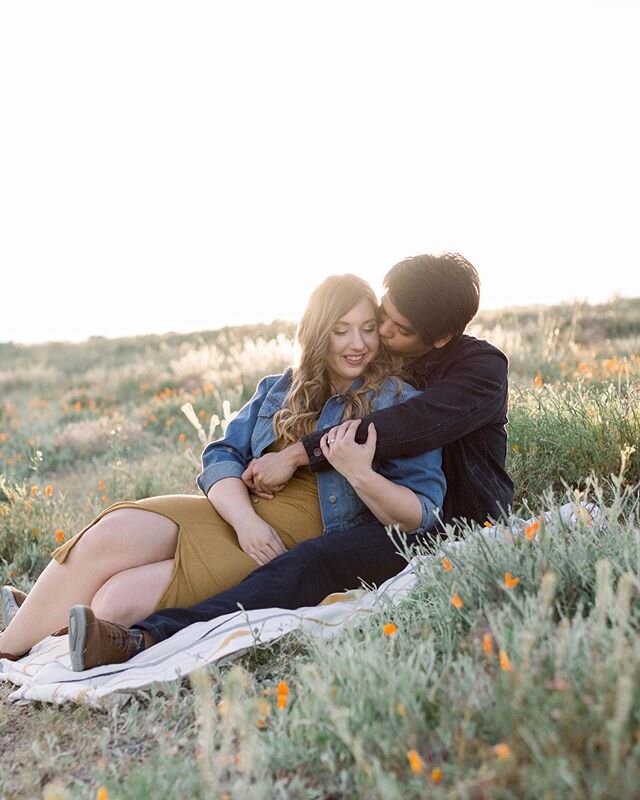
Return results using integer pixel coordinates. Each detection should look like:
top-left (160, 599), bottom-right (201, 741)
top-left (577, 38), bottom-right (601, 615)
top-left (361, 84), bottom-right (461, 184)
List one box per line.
top-left (303, 334), bottom-right (513, 527)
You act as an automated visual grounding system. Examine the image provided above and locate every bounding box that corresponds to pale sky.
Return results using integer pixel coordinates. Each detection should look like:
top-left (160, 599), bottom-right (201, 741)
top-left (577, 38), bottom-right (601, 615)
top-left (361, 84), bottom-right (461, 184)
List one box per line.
top-left (1, 0), bottom-right (639, 345)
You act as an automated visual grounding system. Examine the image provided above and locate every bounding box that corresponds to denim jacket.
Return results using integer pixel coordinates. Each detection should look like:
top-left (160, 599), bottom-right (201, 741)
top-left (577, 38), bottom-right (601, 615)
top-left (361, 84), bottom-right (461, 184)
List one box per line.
top-left (197, 369), bottom-right (445, 535)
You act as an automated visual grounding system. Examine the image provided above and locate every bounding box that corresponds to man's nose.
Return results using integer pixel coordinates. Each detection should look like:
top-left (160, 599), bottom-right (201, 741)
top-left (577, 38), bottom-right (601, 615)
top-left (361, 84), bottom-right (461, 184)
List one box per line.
top-left (379, 319), bottom-right (393, 338)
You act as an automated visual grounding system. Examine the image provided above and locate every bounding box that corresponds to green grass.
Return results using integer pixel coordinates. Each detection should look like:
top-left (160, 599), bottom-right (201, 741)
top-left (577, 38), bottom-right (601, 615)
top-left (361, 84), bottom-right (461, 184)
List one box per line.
top-left (1, 299), bottom-right (640, 798)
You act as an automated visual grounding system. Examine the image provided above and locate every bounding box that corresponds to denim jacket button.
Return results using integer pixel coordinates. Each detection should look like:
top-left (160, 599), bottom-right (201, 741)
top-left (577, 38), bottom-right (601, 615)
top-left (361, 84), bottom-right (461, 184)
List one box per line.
top-left (313, 447), bottom-right (322, 457)
top-left (336, 395), bottom-right (345, 404)
top-left (328, 495), bottom-right (337, 504)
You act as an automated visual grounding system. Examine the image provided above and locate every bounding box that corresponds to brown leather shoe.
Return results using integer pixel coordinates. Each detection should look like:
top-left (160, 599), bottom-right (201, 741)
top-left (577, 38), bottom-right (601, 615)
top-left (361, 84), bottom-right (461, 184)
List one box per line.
top-left (0, 586), bottom-right (28, 630)
top-left (68, 605), bottom-right (146, 671)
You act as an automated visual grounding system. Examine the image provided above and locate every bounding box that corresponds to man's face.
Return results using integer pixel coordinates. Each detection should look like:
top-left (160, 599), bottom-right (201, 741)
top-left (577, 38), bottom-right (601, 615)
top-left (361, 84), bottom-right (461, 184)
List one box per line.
top-left (378, 293), bottom-right (430, 358)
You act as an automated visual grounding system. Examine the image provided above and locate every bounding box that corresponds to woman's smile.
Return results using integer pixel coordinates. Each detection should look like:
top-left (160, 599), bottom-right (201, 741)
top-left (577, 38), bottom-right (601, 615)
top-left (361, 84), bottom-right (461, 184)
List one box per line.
top-left (343, 354), bottom-right (366, 365)
top-left (325, 298), bottom-right (380, 393)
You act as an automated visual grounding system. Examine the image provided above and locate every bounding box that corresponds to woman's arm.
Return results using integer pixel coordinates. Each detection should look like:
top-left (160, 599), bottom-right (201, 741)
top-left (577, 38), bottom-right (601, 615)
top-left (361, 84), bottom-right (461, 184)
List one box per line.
top-left (207, 477), bottom-right (286, 565)
top-left (320, 420), bottom-right (440, 532)
top-left (197, 373), bottom-right (284, 497)
top-left (197, 372), bottom-right (289, 564)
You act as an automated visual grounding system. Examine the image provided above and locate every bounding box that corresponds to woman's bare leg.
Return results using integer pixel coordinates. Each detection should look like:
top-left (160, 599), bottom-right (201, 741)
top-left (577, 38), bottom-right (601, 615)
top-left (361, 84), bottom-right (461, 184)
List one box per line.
top-left (0, 508), bottom-right (178, 656)
top-left (90, 559), bottom-right (175, 627)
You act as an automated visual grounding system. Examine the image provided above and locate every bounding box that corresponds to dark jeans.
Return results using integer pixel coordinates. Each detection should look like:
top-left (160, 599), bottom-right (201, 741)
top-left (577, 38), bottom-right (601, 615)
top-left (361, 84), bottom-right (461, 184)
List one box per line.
top-left (135, 522), bottom-right (429, 643)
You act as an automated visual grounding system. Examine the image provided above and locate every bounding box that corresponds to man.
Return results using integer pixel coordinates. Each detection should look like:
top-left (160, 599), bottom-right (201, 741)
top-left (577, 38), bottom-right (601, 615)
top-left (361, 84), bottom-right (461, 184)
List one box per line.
top-left (68, 252), bottom-right (513, 669)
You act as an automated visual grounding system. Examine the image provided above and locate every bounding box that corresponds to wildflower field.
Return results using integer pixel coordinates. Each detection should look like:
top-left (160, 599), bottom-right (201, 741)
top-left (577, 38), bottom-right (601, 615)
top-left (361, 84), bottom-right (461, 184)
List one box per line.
top-left (1, 298), bottom-right (640, 799)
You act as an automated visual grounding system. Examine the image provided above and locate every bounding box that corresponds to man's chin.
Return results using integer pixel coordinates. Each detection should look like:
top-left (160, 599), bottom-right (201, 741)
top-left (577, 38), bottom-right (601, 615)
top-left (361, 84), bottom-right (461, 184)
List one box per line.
top-left (381, 342), bottom-right (410, 357)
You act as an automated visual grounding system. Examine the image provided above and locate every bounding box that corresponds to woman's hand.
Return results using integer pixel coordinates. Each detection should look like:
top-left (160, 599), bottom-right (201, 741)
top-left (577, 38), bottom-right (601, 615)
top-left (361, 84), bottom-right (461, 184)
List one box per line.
top-left (242, 455), bottom-right (287, 499)
top-left (320, 419), bottom-right (376, 481)
top-left (235, 516), bottom-right (287, 566)
top-left (242, 443), bottom-right (307, 498)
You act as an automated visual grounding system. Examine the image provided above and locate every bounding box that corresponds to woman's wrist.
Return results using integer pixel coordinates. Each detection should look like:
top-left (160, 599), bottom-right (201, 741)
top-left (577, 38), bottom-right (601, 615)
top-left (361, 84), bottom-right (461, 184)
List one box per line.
top-left (341, 466), bottom-right (375, 491)
top-left (228, 507), bottom-right (260, 528)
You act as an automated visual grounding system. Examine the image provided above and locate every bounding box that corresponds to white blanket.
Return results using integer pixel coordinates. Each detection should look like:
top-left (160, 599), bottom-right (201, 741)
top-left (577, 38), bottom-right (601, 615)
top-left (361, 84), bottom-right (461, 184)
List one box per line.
top-left (0, 503), bottom-right (597, 706)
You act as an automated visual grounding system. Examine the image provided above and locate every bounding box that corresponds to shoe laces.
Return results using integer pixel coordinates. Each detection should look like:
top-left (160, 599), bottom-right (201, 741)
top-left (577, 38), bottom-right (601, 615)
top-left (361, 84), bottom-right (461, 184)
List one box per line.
top-left (106, 622), bottom-right (134, 654)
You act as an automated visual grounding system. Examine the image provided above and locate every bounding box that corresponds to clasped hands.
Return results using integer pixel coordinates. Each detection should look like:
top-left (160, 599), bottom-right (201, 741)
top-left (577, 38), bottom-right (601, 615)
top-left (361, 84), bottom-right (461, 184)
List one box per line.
top-left (241, 419), bottom-right (377, 498)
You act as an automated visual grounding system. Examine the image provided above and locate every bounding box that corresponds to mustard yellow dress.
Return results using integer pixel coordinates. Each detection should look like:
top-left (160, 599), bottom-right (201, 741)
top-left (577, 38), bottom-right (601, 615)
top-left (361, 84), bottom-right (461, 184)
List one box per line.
top-left (52, 443), bottom-right (324, 611)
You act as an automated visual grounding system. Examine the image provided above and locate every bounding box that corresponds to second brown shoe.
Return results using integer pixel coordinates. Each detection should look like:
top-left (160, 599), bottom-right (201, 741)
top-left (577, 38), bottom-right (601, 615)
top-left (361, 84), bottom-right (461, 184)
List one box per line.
top-left (68, 605), bottom-right (146, 671)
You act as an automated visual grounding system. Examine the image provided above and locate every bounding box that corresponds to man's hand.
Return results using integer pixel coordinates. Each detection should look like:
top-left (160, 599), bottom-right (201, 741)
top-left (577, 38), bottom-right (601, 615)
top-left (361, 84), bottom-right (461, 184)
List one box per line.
top-left (320, 419), bottom-right (376, 481)
top-left (242, 443), bottom-right (306, 498)
top-left (235, 516), bottom-right (287, 566)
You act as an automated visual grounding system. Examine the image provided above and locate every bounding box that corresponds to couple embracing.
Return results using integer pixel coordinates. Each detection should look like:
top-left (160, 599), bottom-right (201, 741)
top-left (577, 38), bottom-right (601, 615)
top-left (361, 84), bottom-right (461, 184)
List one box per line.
top-left (0, 253), bottom-right (513, 671)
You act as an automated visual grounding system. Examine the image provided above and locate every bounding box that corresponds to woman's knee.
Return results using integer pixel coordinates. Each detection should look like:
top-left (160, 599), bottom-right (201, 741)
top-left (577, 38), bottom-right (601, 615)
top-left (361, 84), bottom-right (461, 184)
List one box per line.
top-left (91, 574), bottom-right (134, 624)
top-left (91, 559), bottom-right (174, 624)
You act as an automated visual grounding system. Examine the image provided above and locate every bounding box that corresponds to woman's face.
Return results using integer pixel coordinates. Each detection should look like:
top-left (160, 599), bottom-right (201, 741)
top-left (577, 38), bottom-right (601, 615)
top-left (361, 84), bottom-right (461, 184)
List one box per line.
top-left (325, 298), bottom-right (380, 393)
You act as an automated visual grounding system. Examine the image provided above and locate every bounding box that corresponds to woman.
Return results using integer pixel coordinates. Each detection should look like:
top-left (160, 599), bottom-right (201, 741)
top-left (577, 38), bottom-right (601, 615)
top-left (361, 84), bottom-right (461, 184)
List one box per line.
top-left (0, 274), bottom-right (445, 662)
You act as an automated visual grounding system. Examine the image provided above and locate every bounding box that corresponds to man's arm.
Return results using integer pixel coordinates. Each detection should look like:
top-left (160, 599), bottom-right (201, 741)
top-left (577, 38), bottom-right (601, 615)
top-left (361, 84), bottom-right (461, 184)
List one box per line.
top-left (303, 347), bottom-right (508, 469)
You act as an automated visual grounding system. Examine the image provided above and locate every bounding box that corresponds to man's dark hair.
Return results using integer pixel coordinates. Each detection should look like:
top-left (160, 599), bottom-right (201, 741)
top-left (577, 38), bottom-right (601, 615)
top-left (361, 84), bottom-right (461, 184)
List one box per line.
top-left (383, 252), bottom-right (480, 344)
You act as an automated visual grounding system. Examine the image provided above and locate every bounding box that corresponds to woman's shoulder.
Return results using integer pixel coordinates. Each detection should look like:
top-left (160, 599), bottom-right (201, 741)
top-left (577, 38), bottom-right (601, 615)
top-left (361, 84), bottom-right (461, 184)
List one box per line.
top-left (256, 367), bottom-right (293, 390)
top-left (373, 376), bottom-right (423, 408)
top-left (251, 368), bottom-right (293, 411)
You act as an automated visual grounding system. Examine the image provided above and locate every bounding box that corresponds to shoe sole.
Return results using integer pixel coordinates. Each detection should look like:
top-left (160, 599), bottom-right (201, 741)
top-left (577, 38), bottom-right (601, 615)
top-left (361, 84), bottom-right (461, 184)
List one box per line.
top-left (68, 605), bottom-right (89, 672)
top-left (0, 587), bottom-right (20, 631)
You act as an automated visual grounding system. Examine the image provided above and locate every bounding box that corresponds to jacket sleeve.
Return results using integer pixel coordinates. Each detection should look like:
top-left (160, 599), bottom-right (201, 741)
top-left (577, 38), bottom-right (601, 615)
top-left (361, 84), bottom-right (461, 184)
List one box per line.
top-left (197, 374), bottom-right (280, 496)
top-left (378, 448), bottom-right (446, 532)
top-left (303, 347), bottom-right (508, 468)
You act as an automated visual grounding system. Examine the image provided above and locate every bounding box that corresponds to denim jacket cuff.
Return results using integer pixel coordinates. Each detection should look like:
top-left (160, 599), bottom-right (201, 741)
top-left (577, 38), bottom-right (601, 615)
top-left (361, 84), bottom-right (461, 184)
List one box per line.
top-left (197, 461), bottom-right (245, 496)
top-left (418, 498), bottom-right (442, 533)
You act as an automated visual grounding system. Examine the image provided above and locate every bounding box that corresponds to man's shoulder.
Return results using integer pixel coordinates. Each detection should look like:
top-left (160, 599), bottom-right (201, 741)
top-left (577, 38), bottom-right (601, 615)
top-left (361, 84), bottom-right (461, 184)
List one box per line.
top-left (408, 334), bottom-right (508, 386)
top-left (443, 335), bottom-right (509, 385)
top-left (453, 334), bottom-right (508, 361)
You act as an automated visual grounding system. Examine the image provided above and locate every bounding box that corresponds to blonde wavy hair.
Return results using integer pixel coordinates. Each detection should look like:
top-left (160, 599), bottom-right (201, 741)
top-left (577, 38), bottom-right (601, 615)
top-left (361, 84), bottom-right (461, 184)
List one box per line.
top-left (273, 274), bottom-right (395, 444)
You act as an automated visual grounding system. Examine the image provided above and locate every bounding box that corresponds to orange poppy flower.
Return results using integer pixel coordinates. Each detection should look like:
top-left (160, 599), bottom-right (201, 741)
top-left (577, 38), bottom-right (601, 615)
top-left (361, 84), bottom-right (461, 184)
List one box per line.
top-left (525, 520), bottom-right (540, 541)
top-left (493, 742), bottom-right (512, 759)
top-left (276, 680), bottom-right (289, 709)
top-left (499, 649), bottom-right (512, 672)
top-left (407, 749), bottom-right (424, 774)
top-left (504, 572), bottom-right (520, 589)
top-left (383, 623), bottom-right (398, 636)
top-left (451, 593), bottom-right (464, 609)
